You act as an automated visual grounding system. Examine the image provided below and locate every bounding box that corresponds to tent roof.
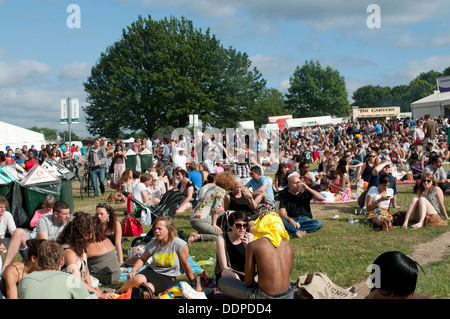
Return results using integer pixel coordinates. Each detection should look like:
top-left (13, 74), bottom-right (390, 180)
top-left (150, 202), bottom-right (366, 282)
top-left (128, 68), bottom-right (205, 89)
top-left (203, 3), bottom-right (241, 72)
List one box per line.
top-left (0, 121), bottom-right (46, 152)
top-left (411, 91), bottom-right (450, 107)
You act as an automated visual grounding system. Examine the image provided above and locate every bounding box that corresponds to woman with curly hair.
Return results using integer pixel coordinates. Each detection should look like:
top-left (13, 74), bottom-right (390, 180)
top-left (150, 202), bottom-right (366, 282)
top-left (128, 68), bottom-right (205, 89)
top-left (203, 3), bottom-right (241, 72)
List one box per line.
top-left (188, 171), bottom-right (236, 244)
top-left (57, 212), bottom-right (114, 299)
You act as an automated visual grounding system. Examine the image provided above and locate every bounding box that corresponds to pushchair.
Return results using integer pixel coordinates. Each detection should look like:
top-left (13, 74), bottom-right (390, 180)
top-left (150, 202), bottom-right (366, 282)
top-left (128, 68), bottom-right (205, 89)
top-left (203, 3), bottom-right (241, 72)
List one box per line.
top-left (122, 190), bottom-right (188, 247)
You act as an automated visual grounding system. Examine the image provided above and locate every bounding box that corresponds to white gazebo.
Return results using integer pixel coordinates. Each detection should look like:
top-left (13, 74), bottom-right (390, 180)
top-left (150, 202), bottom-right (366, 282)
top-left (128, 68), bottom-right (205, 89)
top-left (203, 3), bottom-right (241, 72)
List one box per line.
top-left (411, 91), bottom-right (450, 120)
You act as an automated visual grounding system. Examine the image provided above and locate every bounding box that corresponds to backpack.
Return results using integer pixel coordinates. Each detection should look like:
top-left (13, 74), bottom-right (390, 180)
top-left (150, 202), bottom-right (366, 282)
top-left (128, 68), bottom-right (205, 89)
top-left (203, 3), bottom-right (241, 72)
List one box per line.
top-left (153, 190), bottom-right (184, 218)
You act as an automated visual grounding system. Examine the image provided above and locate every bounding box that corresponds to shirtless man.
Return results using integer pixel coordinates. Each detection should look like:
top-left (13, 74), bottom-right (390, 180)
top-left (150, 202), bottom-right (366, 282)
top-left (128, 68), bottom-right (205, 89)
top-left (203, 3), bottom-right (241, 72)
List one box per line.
top-left (218, 211), bottom-right (294, 299)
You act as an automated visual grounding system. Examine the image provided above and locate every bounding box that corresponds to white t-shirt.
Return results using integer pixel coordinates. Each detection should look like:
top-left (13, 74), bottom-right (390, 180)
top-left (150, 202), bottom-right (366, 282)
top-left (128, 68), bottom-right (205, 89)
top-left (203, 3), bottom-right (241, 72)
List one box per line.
top-left (131, 182), bottom-right (148, 210)
top-left (367, 186), bottom-right (394, 208)
top-left (0, 211), bottom-right (16, 240)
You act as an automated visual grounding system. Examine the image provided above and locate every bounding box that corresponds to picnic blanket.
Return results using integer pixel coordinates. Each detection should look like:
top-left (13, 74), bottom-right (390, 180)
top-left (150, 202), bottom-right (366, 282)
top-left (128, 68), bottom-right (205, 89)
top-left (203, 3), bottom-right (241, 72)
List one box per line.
top-left (312, 191), bottom-right (358, 204)
top-left (119, 256), bottom-right (203, 281)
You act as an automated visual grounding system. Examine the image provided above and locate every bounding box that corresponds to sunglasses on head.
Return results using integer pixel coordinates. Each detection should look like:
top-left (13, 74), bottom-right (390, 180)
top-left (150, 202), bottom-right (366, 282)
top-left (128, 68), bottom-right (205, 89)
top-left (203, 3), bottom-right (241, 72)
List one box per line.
top-left (234, 223), bottom-right (248, 229)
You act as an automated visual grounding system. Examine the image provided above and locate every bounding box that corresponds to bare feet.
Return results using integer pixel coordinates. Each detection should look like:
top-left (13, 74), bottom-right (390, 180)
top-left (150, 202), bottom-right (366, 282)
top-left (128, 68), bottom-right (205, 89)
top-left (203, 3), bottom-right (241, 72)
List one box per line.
top-left (411, 223), bottom-right (423, 230)
top-left (188, 232), bottom-right (201, 245)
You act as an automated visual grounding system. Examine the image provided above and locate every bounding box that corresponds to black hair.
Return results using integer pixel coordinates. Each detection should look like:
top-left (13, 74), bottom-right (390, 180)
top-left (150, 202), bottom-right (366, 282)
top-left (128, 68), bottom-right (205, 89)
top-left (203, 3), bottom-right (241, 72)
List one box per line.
top-left (228, 211), bottom-right (249, 227)
top-left (370, 251), bottom-right (423, 298)
top-left (250, 165), bottom-right (262, 175)
top-left (379, 175), bottom-right (390, 185)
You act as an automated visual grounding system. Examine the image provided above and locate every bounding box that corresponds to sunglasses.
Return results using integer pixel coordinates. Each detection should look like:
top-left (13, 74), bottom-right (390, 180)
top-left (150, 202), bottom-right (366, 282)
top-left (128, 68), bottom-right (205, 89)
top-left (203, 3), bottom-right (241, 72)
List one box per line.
top-left (422, 180), bottom-right (433, 184)
top-left (96, 203), bottom-right (110, 208)
top-left (234, 223), bottom-right (248, 229)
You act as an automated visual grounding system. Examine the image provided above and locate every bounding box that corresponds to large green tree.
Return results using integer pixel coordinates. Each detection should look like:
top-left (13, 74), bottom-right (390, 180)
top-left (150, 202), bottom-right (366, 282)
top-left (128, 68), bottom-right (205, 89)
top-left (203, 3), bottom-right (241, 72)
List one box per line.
top-left (285, 60), bottom-right (349, 118)
top-left (83, 15), bottom-right (266, 138)
top-left (248, 88), bottom-right (287, 130)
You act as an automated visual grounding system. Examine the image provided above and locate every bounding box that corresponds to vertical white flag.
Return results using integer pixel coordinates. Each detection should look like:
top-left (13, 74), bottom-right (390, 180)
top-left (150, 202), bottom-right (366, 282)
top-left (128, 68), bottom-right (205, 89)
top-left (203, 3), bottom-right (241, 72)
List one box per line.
top-left (61, 99), bottom-right (68, 124)
top-left (70, 98), bottom-right (80, 123)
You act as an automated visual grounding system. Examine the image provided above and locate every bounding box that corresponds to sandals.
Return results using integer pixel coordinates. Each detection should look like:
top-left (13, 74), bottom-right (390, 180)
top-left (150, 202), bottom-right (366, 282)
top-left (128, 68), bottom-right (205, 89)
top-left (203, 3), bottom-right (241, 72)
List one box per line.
top-left (188, 232), bottom-right (200, 245)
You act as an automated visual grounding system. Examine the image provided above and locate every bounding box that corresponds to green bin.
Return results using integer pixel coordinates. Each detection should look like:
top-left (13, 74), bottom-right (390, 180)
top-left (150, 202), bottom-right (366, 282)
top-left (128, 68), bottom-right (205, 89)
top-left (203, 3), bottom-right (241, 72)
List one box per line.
top-left (59, 171), bottom-right (75, 215)
top-left (125, 150), bottom-right (137, 171)
top-left (0, 182), bottom-right (14, 208)
top-left (140, 154), bottom-right (153, 172)
top-left (21, 180), bottom-right (62, 219)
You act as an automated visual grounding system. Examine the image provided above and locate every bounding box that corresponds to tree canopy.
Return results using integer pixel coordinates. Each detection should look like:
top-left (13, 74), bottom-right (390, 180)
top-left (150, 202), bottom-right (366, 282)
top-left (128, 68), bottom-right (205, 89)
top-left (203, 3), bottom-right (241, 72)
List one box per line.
top-left (351, 68), bottom-right (450, 112)
top-left (83, 15), bottom-right (266, 138)
top-left (285, 60), bottom-right (350, 118)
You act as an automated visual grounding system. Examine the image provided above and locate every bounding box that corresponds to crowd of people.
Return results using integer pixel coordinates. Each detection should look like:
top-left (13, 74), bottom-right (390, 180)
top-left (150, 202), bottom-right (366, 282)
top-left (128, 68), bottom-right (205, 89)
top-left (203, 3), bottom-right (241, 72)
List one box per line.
top-left (0, 114), bottom-right (449, 299)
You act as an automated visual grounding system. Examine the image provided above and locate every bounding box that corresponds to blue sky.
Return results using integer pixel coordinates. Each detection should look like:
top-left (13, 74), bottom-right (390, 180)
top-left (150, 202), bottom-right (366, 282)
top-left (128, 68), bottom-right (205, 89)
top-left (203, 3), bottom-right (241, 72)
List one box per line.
top-left (1, 0), bottom-right (450, 138)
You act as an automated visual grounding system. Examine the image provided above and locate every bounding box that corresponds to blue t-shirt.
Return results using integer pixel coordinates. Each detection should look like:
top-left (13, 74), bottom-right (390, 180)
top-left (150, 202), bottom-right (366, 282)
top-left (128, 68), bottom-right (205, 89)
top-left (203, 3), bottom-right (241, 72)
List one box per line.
top-left (246, 175), bottom-right (275, 203)
top-left (374, 124), bottom-right (383, 134)
top-left (188, 170), bottom-right (202, 189)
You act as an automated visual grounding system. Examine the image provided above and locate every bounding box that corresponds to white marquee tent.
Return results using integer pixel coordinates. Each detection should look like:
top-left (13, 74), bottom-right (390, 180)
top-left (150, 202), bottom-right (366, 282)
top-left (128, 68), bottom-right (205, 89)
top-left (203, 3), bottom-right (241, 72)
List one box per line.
top-left (0, 121), bottom-right (46, 152)
top-left (410, 91), bottom-right (450, 120)
top-left (284, 116), bottom-right (334, 129)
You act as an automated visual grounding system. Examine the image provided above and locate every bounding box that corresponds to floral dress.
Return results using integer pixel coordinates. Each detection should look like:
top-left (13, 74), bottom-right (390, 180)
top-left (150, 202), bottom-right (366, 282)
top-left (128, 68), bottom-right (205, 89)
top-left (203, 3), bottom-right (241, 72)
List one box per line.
top-left (190, 186), bottom-right (226, 223)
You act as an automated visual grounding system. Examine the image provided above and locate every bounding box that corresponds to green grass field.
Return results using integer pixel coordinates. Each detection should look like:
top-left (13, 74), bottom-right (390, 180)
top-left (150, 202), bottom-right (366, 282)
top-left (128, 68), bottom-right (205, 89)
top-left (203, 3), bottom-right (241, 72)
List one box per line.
top-left (3, 165), bottom-right (449, 299)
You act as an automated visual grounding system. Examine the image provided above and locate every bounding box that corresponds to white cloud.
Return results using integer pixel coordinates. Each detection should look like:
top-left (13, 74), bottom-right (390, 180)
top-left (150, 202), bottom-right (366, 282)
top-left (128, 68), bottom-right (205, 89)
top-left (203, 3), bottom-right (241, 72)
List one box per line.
top-left (397, 32), bottom-right (450, 48)
top-left (251, 53), bottom-right (296, 77)
top-left (0, 60), bottom-right (51, 87)
top-left (390, 55), bottom-right (450, 85)
top-left (59, 61), bottom-right (92, 81)
top-left (0, 86), bottom-right (89, 137)
top-left (140, 0), bottom-right (236, 18)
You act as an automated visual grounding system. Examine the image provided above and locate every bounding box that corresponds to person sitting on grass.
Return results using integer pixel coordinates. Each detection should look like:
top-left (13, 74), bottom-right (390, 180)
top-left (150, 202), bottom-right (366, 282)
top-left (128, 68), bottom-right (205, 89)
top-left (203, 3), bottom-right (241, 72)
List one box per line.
top-left (57, 211), bottom-right (115, 299)
top-left (218, 211), bottom-right (294, 299)
top-left (86, 216), bottom-right (121, 285)
top-left (278, 174), bottom-right (324, 238)
top-left (363, 175), bottom-right (394, 231)
top-left (18, 240), bottom-right (90, 299)
top-left (366, 251), bottom-right (431, 299)
top-left (0, 239), bottom-right (44, 299)
top-left (215, 211), bottom-right (254, 285)
top-left (188, 172), bottom-right (236, 244)
top-left (115, 216), bottom-right (196, 296)
top-left (401, 173), bottom-right (448, 230)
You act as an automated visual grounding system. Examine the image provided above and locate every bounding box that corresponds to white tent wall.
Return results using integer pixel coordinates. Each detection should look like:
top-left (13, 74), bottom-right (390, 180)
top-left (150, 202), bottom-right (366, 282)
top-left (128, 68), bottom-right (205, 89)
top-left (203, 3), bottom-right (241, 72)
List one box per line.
top-left (411, 91), bottom-right (450, 120)
top-left (237, 121), bottom-right (255, 130)
top-left (0, 121), bottom-right (46, 152)
top-left (284, 116), bottom-right (333, 129)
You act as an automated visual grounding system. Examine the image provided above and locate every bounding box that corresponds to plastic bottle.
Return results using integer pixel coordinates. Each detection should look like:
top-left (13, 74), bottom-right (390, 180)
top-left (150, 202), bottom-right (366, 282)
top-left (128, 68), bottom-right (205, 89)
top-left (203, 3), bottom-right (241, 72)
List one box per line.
top-left (196, 276), bottom-right (202, 292)
top-left (89, 291), bottom-right (98, 299)
top-left (349, 214), bottom-right (354, 225)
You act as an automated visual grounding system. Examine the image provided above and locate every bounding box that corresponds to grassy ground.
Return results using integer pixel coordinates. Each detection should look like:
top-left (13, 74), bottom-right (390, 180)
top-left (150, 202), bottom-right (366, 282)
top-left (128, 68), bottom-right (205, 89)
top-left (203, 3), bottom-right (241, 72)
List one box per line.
top-left (3, 165), bottom-right (449, 299)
